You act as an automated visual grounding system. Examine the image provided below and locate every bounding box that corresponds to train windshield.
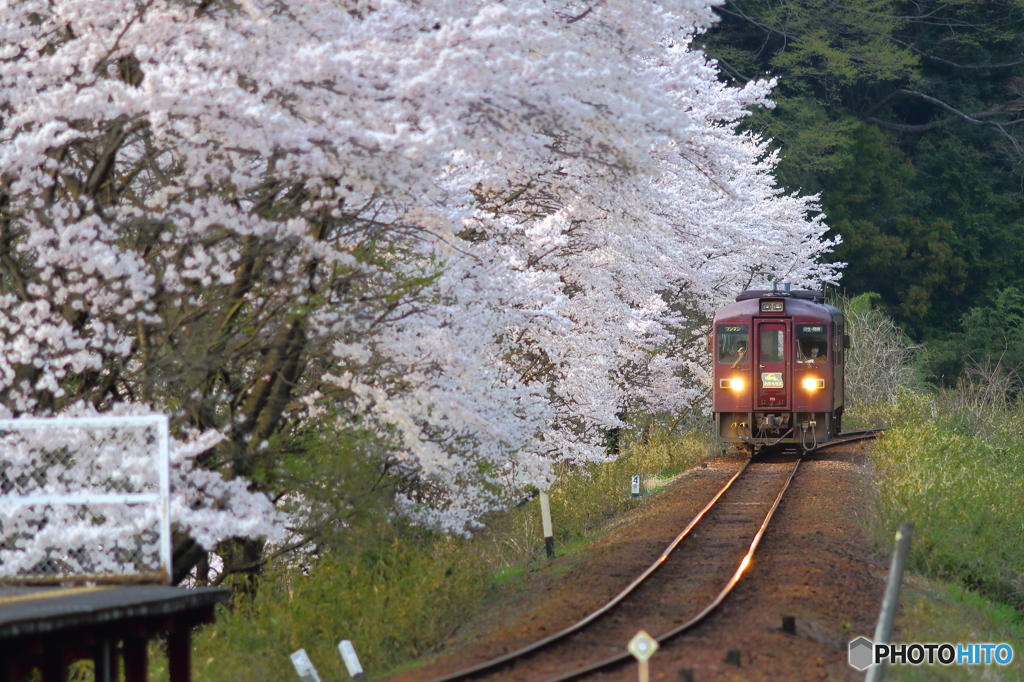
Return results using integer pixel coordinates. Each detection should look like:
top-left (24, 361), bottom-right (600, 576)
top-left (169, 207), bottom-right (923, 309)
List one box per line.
top-left (717, 325), bottom-right (749, 365)
top-left (796, 325), bottom-right (828, 363)
top-left (760, 329), bottom-right (784, 364)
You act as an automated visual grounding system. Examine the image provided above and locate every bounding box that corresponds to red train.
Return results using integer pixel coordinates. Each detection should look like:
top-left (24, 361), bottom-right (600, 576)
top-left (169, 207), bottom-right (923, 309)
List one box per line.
top-left (712, 287), bottom-right (847, 452)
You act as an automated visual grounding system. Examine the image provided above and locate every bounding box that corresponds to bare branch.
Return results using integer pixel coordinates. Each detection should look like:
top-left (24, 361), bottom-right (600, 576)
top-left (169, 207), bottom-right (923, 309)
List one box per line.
top-left (891, 37), bottom-right (1024, 70)
top-left (864, 89), bottom-right (1024, 153)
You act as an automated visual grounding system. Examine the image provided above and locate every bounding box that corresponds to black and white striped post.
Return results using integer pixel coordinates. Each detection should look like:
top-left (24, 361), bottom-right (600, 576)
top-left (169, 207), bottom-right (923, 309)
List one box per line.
top-left (539, 489), bottom-right (555, 559)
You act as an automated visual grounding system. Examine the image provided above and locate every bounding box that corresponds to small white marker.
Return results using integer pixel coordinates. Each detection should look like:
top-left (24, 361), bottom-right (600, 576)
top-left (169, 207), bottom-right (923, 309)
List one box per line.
top-left (338, 640), bottom-right (366, 680)
top-left (631, 475), bottom-right (641, 497)
top-left (290, 649), bottom-right (323, 682)
top-left (539, 490), bottom-right (555, 559)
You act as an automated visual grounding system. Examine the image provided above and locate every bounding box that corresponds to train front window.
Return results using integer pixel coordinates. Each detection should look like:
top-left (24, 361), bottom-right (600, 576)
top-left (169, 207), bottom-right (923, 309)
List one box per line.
top-left (717, 325), bottom-right (749, 365)
top-left (760, 329), bottom-right (784, 364)
top-left (796, 325), bottom-right (828, 363)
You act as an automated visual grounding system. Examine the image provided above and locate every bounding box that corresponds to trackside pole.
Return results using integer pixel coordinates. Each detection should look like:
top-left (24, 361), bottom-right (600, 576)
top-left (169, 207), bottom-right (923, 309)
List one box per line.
top-left (865, 522), bottom-right (913, 682)
top-left (539, 490), bottom-right (555, 559)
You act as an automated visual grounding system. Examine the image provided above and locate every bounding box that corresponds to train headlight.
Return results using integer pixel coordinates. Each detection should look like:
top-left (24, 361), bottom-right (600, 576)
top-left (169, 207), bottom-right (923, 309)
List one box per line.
top-left (802, 377), bottom-right (825, 390)
top-left (728, 377), bottom-right (745, 391)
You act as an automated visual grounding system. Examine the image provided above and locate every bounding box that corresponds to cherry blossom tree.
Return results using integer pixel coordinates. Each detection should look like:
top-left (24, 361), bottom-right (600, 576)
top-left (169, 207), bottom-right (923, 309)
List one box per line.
top-left (0, 0), bottom-right (839, 581)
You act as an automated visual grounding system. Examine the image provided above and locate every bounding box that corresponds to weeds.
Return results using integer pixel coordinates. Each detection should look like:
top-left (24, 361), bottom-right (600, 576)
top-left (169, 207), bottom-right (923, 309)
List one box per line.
top-left (860, 378), bottom-right (1024, 611)
top-left (837, 299), bottom-right (1024, 664)
top-left (843, 293), bottom-right (921, 414)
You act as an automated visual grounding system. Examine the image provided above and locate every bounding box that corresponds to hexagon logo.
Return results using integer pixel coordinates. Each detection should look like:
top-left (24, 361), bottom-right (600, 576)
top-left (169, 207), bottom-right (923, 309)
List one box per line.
top-left (849, 637), bottom-right (874, 671)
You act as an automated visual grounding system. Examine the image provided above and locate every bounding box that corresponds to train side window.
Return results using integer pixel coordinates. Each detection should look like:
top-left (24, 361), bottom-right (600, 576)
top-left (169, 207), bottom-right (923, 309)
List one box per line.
top-left (717, 325), bottom-right (749, 365)
top-left (796, 325), bottom-right (828, 363)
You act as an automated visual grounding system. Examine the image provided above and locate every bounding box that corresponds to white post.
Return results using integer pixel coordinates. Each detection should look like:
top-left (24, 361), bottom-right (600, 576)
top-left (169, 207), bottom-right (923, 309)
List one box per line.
top-left (156, 415), bottom-right (172, 584)
top-left (631, 474), bottom-right (641, 498)
top-left (338, 640), bottom-right (367, 680)
top-left (290, 650), bottom-right (322, 682)
top-left (539, 490), bottom-right (555, 559)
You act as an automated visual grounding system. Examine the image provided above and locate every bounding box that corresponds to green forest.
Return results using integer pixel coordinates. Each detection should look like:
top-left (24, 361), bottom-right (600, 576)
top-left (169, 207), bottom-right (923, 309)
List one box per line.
top-left (702, 0), bottom-right (1024, 385)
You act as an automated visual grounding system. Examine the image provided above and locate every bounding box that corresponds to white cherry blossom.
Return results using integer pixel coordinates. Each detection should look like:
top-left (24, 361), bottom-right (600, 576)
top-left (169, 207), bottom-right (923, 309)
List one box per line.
top-left (0, 0), bottom-right (839, 554)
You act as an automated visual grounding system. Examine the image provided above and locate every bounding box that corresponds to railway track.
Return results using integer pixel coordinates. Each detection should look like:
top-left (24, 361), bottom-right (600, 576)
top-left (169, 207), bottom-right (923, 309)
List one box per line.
top-left (821, 428), bottom-right (884, 447)
top-left (421, 429), bottom-right (881, 682)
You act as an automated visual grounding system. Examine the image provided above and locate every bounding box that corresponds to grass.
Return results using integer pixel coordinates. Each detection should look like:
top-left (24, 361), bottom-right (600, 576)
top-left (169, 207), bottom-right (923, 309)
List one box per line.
top-left (492, 564), bottom-right (526, 585)
top-left (541, 426), bottom-right (712, 544)
top-left (176, 530), bottom-right (493, 682)
top-left (886, 575), bottom-right (1024, 681)
top-left (150, 424), bottom-right (714, 682)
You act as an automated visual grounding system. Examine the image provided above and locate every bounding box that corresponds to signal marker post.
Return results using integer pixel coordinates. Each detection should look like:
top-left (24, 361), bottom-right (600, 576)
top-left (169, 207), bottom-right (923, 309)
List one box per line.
top-left (631, 475), bottom-right (641, 498)
top-left (628, 630), bottom-right (659, 682)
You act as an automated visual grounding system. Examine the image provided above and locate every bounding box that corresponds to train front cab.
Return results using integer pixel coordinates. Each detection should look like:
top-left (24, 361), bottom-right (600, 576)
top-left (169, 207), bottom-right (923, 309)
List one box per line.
top-left (713, 291), bottom-right (846, 452)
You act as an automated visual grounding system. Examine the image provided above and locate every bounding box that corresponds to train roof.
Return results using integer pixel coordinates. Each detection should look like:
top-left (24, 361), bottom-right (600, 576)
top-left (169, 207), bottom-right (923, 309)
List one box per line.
top-left (714, 290), bottom-right (841, 321)
top-left (735, 289), bottom-right (824, 303)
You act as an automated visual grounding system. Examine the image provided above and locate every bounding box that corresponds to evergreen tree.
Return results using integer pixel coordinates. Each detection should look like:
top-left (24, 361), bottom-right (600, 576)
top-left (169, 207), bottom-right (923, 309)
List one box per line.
top-left (705, 0), bottom-right (1024, 346)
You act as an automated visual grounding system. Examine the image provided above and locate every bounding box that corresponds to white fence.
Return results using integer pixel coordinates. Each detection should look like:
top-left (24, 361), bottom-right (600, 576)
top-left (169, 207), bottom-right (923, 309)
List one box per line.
top-left (0, 415), bottom-right (171, 584)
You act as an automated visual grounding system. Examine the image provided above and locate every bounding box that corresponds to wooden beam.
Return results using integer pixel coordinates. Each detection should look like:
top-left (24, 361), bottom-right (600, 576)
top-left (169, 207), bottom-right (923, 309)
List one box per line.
top-left (123, 636), bottom-right (148, 682)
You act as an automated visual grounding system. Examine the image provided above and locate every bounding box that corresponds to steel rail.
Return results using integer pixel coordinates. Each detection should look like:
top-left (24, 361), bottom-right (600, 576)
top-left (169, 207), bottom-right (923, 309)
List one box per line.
top-left (816, 428), bottom-right (885, 450)
top-left (422, 458), bottom-right (755, 682)
top-left (837, 428), bottom-right (885, 438)
top-left (543, 456), bottom-right (803, 682)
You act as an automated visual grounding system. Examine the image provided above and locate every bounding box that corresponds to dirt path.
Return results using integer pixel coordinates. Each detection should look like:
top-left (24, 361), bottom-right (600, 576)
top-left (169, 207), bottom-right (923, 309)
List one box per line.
top-left (385, 442), bottom-right (885, 682)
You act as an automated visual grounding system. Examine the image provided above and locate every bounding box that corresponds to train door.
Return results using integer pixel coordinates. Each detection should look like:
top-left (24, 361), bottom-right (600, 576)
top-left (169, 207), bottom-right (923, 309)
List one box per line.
top-left (755, 320), bottom-right (790, 408)
top-left (833, 319), bottom-right (846, 411)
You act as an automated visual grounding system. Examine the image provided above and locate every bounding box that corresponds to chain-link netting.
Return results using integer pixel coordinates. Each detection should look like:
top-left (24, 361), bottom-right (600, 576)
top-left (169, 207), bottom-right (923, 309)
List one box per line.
top-left (0, 416), bottom-right (170, 584)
